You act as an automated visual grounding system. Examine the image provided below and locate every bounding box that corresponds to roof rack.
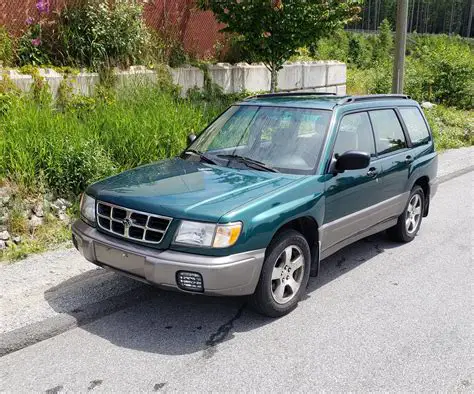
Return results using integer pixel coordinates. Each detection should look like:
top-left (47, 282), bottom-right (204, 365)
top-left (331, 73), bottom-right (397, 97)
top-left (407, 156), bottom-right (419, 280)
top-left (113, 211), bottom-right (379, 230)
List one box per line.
top-left (249, 91), bottom-right (337, 99)
top-left (337, 94), bottom-right (411, 105)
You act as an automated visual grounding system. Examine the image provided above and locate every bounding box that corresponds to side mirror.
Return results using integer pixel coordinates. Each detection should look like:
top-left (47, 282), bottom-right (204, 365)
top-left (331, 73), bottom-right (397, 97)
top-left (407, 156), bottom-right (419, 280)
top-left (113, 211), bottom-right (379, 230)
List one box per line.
top-left (187, 133), bottom-right (197, 145)
top-left (335, 150), bottom-right (370, 173)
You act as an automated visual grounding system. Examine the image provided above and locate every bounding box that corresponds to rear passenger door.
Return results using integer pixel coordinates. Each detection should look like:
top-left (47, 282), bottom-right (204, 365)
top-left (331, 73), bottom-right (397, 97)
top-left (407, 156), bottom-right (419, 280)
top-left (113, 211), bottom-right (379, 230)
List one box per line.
top-left (368, 109), bottom-right (411, 205)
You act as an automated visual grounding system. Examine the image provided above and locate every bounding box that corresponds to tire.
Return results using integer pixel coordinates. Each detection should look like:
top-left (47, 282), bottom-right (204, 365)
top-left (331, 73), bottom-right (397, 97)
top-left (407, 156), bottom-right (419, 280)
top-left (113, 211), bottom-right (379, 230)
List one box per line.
top-left (251, 229), bottom-right (311, 317)
top-left (387, 185), bottom-right (425, 243)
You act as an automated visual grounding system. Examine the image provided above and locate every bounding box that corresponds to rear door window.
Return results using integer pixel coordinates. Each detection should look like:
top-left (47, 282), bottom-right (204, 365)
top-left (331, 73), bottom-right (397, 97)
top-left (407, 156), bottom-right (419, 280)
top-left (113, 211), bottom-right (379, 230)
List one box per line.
top-left (369, 109), bottom-right (407, 155)
top-left (399, 107), bottom-right (431, 144)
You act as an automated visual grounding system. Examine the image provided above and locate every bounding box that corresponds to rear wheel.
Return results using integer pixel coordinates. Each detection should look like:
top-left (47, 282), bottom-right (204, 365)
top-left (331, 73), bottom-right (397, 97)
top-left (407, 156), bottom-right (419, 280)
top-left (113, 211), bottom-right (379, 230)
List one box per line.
top-left (251, 230), bottom-right (311, 317)
top-left (388, 185), bottom-right (424, 242)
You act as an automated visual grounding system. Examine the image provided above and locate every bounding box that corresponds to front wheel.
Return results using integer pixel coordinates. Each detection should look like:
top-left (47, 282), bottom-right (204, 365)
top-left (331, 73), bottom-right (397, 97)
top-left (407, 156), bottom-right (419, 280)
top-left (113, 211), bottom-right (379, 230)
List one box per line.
top-left (251, 230), bottom-right (311, 317)
top-left (388, 185), bottom-right (425, 242)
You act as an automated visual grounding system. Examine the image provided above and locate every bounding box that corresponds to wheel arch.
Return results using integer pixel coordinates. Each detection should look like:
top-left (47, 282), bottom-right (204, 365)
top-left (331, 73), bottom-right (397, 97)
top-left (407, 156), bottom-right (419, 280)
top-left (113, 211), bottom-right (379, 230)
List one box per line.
top-left (268, 216), bottom-right (320, 276)
top-left (413, 175), bottom-right (430, 216)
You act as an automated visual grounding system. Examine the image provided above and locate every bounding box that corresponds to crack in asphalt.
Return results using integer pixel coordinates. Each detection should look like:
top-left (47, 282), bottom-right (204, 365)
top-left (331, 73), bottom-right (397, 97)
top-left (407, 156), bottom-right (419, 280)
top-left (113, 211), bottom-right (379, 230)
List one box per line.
top-left (202, 303), bottom-right (246, 359)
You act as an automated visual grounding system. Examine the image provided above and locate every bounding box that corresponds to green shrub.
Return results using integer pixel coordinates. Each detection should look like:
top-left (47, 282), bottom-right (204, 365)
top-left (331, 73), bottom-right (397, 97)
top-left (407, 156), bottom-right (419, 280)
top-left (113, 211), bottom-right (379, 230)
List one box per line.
top-left (347, 34), bottom-right (373, 68)
top-left (407, 34), bottom-right (474, 108)
top-left (315, 29), bottom-right (349, 63)
top-left (0, 26), bottom-right (14, 66)
top-left (372, 19), bottom-right (393, 63)
top-left (17, 23), bottom-right (50, 66)
top-left (425, 105), bottom-right (474, 149)
top-left (57, 0), bottom-right (150, 69)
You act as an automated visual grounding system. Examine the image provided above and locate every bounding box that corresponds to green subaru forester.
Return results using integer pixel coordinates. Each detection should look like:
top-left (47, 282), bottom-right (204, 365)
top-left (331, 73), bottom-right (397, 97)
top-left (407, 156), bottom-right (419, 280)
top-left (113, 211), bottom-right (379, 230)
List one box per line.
top-left (73, 93), bottom-right (438, 317)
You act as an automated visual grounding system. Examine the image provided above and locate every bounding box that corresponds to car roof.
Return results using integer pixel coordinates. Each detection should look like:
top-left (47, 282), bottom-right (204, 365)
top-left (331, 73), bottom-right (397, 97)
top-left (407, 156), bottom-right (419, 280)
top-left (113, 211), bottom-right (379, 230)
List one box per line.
top-left (239, 93), bottom-right (419, 111)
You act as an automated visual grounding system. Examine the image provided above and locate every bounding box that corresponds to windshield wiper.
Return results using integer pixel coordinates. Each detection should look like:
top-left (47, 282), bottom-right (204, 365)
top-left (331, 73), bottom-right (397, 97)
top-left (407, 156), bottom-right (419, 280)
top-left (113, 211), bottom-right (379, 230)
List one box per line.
top-left (184, 149), bottom-right (218, 165)
top-left (217, 154), bottom-right (279, 173)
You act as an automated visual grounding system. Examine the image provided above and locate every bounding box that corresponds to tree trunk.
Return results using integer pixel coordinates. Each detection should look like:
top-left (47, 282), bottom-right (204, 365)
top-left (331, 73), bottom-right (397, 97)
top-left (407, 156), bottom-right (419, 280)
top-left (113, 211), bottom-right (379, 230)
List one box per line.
top-left (270, 66), bottom-right (278, 93)
top-left (409, 0), bottom-right (416, 32)
top-left (467, 0), bottom-right (473, 37)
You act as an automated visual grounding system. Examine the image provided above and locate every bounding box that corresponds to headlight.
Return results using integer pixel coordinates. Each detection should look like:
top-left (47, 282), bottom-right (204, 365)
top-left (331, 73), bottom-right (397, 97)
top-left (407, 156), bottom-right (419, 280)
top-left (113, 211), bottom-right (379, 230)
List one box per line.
top-left (174, 221), bottom-right (242, 248)
top-left (80, 193), bottom-right (96, 226)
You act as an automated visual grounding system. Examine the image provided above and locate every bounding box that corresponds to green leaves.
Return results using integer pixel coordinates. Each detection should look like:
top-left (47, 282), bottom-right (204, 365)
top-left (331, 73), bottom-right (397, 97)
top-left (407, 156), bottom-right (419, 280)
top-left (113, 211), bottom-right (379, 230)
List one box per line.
top-left (200, 0), bottom-right (362, 90)
top-left (59, 0), bottom-right (150, 69)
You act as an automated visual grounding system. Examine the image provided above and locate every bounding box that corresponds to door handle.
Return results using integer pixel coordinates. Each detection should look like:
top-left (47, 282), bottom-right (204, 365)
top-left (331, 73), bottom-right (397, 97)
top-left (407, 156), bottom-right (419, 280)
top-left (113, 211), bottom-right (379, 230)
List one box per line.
top-left (367, 167), bottom-right (378, 177)
top-left (405, 155), bottom-right (414, 164)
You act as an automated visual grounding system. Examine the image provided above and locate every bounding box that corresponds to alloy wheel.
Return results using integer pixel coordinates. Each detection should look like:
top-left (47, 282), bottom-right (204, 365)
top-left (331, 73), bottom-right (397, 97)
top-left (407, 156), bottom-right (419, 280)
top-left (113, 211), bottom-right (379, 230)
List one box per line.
top-left (271, 245), bottom-right (305, 304)
top-left (405, 193), bottom-right (422, 234)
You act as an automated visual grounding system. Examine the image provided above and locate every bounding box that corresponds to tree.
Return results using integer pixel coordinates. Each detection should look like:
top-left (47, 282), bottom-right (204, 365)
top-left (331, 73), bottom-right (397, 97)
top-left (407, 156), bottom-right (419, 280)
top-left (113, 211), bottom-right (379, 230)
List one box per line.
top-left (373, 19), bottom-right (393, 62)
top-left (198, 0), bottom-right (361, 92)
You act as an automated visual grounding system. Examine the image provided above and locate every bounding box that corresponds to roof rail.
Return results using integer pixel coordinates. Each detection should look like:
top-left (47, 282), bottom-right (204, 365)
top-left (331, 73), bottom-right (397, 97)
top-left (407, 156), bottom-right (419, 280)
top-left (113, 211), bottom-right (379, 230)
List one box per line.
top-left (337, 94), bottom-right (411, 105)
top-left (249, 91), bottom-right (337, 99)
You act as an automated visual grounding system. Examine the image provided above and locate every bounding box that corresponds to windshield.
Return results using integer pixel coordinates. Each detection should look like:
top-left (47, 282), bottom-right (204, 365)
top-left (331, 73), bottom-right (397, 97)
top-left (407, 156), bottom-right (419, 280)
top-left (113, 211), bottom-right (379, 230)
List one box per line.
top-left (186, 105), bottom-right (331, 174)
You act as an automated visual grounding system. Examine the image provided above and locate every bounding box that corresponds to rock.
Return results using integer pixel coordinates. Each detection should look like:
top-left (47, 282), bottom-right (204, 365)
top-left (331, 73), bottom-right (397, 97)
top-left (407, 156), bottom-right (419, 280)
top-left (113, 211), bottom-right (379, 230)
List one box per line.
top-left (0, 214), bottom-right (9, 225)
top-left (421, 101), bottom-right (436, 109)
top-left (57, 198), bottom-right (72, 208)
top-left (0, 240), bottom-right (6, 250)
top-left (28, 215), bottom-right (44, 229)
top-left (0, 186), bottom-right (11, 197)
top-left (51, 198), bottom-right (70, 213)
top-left (58, 212), bottom-right (70, 225)
top-left (0, 230), bottom-right (10, 241)
top-left (12, 235), bottom-right (22, 245)
top-left (0, 195), bottom-right (10, 207)
top-left (32, 202), bottom-right (44, 218)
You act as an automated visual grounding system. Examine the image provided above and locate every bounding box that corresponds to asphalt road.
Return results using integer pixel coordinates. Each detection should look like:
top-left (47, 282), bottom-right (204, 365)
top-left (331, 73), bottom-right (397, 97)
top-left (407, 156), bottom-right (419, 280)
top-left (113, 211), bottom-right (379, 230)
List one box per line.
top-left (1, 171), bottom-right (473, 392)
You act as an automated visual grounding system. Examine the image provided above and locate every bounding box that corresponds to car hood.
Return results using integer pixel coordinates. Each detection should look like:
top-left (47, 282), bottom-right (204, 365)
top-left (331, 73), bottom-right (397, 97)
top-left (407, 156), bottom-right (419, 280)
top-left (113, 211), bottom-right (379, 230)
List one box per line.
top-left (87, 158), bottom-right (298, 222)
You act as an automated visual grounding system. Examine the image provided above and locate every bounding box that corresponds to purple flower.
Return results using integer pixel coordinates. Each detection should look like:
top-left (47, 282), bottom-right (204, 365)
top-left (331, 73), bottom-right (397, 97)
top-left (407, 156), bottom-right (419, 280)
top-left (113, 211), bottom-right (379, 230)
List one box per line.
top-left (26, 17), bottom-right (35, 25)
top-left (31, 38), bottom-right (42, 47)
top-left (36, 0), bottom-right (50, 14)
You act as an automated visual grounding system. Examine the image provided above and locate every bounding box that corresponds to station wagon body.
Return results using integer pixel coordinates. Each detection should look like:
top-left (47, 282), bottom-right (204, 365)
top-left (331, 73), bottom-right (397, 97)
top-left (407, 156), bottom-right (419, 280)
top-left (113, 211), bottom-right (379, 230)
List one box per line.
top-left (73, 93), bottom-right (438, 316)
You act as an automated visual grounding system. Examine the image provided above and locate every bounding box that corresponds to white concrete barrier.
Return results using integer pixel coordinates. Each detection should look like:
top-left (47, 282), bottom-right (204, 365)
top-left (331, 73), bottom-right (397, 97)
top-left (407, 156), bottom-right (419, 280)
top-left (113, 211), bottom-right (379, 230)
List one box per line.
top-left (169, 66), bottom-right (204, 95)
top-left (1, 61), bottom-right (346, 98)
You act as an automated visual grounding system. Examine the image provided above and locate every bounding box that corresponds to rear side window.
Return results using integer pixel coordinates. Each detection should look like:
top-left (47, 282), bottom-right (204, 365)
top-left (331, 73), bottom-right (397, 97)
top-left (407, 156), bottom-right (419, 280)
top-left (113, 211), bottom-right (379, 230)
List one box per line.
top-left (369, 109), bottom-right (407, 155)
top-left (399, 107), bottom-right (431, 144)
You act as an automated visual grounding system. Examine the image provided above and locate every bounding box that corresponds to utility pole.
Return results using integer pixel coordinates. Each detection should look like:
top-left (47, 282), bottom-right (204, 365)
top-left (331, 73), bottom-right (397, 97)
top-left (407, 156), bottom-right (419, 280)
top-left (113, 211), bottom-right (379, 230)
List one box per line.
top-left (392, 0), bottom-right (409, 94)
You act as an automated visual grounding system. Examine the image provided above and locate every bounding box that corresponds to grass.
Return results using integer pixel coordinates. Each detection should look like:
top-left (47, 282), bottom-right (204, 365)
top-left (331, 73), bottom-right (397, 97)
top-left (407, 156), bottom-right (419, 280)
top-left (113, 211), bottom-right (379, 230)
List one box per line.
top-left (0, 215), bottom-right (71, 263)
top-left (0, 83), bottom-right (230, 198)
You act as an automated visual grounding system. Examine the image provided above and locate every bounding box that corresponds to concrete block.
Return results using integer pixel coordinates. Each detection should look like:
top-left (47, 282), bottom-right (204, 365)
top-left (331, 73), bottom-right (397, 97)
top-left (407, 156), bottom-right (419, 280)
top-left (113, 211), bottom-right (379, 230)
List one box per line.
top-left (278, 63), bottom-right (304, 91)
top-left (4, 70), bottom-right (33, 93)
top-left (324, 85), bottom-right (338, 94)
top-left (115, 68), bottom-right (157, 90)
top-left (327, 62), bottom-right (346, 86)
top-left (170, 66), bottom-right (204, 96)
top-left (234, 63), bottom-right (270, 92)
top-left (208, 63), bottom-right (234, 94)
top-left (69, 73), bottom-right (100, 96)
top-left (336, 84), bottom-right (347, 95)
top-left (302, 62), bottom-right (327, 89)
top-left (38, 68), bottom-right (63, 99)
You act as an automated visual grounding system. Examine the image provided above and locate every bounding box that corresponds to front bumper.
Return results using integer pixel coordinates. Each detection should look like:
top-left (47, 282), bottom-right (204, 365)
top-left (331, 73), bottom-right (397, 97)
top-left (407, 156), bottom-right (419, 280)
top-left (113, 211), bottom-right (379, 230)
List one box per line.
top-left (72, 220), bottom-right (265, 296)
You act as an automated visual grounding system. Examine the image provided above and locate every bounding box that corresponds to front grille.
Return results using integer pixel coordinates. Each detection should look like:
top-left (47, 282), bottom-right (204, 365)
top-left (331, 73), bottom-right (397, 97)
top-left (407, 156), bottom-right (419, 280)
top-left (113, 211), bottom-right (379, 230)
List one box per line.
top-left (96, 201), bottom-right (172, 245)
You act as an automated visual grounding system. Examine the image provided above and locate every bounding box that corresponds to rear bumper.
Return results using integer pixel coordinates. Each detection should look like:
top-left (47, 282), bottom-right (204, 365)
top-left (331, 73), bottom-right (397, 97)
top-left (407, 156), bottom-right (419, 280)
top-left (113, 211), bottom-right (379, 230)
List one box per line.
top-left (72, 220), bottom-right (265, 296)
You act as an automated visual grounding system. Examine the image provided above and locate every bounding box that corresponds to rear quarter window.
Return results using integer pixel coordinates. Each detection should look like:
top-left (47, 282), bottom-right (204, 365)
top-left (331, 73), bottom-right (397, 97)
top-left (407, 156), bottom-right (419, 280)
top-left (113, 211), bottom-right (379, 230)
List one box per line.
top-left (399, 107), bottom-right (431, 145)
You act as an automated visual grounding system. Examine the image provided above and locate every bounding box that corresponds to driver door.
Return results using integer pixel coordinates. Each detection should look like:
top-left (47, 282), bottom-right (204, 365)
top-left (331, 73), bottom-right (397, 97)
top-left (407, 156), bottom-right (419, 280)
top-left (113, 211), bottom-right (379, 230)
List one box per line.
top-left (321, 111), bottom-right (383, 256)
